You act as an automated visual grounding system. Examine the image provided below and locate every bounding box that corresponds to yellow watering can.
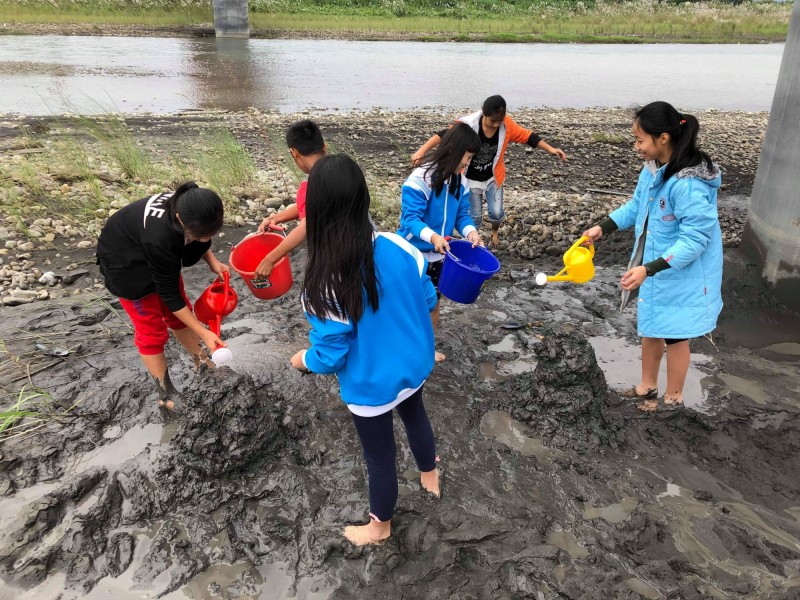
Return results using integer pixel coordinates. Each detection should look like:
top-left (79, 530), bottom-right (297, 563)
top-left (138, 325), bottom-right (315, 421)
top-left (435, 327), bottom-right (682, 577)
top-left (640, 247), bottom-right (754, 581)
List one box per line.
top-left (535, 236), bottom-right (595, 285)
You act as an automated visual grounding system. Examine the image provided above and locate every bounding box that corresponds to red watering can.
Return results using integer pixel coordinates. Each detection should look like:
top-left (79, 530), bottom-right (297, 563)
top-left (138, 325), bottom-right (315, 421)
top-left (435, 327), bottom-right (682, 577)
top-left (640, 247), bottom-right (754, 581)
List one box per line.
top-left (194, 271), bottom-right (238, 336)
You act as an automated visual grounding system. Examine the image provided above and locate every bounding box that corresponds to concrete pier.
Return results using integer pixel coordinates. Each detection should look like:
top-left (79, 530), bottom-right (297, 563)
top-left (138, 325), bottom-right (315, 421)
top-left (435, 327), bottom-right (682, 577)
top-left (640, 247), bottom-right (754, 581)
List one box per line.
top-left (741, 1), bottom-right (800, 310)
top-left (213, 0), bottom-right (249, 38)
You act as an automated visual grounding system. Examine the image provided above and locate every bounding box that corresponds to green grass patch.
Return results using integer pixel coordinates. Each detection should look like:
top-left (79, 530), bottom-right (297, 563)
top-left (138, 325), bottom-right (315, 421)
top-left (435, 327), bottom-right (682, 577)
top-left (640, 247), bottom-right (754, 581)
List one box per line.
top-left (249, 5), bottom-right (791, 43)
top-left (0, 0), bottom-right (790, 43)
top-left (0, 115), bottom-right (262, 234)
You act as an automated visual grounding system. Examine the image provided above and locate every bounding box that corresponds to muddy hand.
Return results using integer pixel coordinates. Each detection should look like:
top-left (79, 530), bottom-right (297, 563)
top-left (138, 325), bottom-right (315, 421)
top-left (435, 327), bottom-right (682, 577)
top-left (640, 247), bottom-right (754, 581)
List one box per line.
top-left (255, 256), bottom-right (275, 279)
top-left (291, 350), bottom-right (311, 374)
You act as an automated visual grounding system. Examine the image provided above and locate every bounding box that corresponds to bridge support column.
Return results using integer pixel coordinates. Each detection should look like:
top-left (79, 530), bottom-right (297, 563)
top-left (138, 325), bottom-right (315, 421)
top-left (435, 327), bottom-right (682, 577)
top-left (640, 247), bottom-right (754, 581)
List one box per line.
top-left (213, 0), bottom-right (249, 38)
top-left (741, 1), bottom-right (800, 310)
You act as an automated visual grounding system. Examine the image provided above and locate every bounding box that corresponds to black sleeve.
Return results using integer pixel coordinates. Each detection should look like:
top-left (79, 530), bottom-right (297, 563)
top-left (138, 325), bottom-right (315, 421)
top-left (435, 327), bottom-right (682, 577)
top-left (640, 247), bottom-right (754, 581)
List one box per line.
top-left (644, 258), bottom-right (671, 276)
top-left (526, 132), bottom-right (543, 148)
top-left (599, 218), bottom-right (619, 235)
top-left (142, 240), bottom-right (187, 312)
top-left (437, 129), bottom-right (448, 139)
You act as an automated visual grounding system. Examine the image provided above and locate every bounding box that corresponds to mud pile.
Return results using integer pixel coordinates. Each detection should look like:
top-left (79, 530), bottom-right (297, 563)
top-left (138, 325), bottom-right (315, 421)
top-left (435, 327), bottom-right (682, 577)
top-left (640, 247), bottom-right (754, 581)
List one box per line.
top-left (1, 254), bottom-right (799, 600)
top-left (493, 322), bottom-right (620, 448)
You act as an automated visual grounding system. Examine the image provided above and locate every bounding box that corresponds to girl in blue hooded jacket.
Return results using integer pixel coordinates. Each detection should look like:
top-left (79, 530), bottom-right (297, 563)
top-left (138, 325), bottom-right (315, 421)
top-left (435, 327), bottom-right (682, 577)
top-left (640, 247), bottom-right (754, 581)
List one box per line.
top-left (584, 101), bottom-right (723, 411)
top-left (291, 154), bottom-right (441, 546)
top-left (397, 122), bottom-right (484, 362)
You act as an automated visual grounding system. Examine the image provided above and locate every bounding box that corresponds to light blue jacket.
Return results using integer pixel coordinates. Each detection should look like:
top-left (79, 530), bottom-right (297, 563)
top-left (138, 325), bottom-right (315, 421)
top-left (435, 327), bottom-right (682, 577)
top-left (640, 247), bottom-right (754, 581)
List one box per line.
top-left (397, 167), bottom-right (477, 254)
top-left (301, 232), bottom-right (437, 408)
top-left (610, 161), bottom-right (723, 339)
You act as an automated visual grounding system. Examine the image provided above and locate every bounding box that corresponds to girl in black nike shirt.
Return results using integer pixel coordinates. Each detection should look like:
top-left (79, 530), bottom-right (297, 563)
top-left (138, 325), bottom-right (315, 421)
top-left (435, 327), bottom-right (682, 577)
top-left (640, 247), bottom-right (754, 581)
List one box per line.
top-left (96, 181), bottom-right (228, 415)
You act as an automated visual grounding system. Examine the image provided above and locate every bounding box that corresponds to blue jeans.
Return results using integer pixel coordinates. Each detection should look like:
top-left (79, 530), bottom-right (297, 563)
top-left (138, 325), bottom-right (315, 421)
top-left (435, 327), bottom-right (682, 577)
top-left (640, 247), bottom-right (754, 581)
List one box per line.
top-left (468, 180), bottom-right (504, 226)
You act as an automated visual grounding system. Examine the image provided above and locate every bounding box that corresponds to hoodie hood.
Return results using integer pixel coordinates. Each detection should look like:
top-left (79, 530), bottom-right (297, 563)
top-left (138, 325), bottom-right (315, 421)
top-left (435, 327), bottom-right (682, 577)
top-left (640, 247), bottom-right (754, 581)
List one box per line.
top-left (676, 161), bottom-right (722, 188)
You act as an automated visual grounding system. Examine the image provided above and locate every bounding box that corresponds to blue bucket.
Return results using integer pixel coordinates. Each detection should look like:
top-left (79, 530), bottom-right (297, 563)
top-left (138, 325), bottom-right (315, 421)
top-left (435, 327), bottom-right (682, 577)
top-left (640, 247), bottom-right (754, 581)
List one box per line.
top-left (438, 240), bottom-right (501, 304)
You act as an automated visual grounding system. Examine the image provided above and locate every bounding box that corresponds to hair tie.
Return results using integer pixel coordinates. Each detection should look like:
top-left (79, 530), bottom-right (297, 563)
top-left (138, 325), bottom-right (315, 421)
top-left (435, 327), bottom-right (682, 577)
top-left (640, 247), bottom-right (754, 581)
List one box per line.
top-left (679, 119), bottom-right (687, 125)
top-left (185, 181), bottom-right (199, 190)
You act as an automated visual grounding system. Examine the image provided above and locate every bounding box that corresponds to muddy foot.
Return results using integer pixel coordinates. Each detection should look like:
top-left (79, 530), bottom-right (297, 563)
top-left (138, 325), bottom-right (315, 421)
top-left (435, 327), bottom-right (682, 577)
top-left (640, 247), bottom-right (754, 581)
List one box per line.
top-left (193, 352), bottom-right (215, 370)
top-left (622, 385), bottom-right (658, 400)
top-left (420, 468), bottom-right (440, 498)
top-left (435, 351), bottom-right (446, 363)
top-left (343, 521), bottom-right (391, 546)
top-left (637, 399), bottom-right (660, 412)
top-left (663, 396), bottom-right (684, 407)
top-left (491, 230), bottom-right (500, 248)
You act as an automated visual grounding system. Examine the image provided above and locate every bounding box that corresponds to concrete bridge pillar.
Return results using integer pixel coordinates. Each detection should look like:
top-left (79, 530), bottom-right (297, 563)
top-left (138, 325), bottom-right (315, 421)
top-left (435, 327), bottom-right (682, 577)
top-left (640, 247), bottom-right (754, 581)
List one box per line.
top-left (741, 1), bottom-right (800, 310)
top-left (213, 0), bottom-right (249, 38)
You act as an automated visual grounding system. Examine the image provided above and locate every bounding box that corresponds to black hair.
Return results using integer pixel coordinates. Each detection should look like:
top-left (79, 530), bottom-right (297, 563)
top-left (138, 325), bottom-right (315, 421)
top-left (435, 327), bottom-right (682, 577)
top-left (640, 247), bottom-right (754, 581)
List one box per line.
top-left (286, 119), bottom-right (325, 157)
top-left (302, 154), bottom-right (379, 323)
top-left (482, 95), bottom-right (507, 120)
top-left (422, 122), bottom-right (481, 195)
top-left (167, 181), bottom-right (224, 238)
top-left (634, 101), bottom-right (713, 181)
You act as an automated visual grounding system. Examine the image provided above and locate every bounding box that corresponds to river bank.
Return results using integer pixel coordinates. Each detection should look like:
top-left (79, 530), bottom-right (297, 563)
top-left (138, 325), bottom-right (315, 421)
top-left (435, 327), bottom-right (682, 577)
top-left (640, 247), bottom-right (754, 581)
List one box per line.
top-left (0, 107), bottom-right (768, 305)
top-left (0, 1), bottom-right (792, 44)
top-left (1, 108), bottom-right (800, 599)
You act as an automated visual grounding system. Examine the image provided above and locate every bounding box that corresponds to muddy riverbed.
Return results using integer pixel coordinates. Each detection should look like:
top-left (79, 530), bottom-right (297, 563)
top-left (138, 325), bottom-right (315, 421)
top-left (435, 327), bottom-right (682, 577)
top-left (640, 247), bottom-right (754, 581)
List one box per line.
top-left (1, 109), bottom-right (799, 599)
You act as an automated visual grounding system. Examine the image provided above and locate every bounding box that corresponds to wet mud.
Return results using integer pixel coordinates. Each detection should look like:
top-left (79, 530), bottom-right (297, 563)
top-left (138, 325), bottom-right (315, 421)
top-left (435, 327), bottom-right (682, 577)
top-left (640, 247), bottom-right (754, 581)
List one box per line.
top-left (1, 243), bottom-right (799, 600)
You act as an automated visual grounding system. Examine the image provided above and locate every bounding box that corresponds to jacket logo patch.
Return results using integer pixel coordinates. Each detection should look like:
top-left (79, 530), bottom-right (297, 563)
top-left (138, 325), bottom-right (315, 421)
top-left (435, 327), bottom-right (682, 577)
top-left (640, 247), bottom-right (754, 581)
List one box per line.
top-left (659, 198), bottom-right (666, 210)
top-left (662, 214), bottom-right (676, 222)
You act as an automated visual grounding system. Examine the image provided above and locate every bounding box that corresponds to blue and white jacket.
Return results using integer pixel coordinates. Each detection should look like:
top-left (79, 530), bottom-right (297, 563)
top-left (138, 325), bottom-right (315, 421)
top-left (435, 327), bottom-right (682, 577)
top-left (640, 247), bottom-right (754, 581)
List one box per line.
top-left (396, 167), bottom-right (477, 255)
top-left (301, 232), bottom-right (438, 413)
top-left (610, 161), bottom-right (723, 339)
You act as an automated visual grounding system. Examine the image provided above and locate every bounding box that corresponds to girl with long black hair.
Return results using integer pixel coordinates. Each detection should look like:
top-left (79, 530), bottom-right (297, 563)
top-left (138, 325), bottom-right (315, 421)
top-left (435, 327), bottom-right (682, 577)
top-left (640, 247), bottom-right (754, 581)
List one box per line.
top-left (290, 154), bottom-right (440, 546)
top-left (397, 122), bottom-right (484, 362)
top-left (96, 181), bottom-right (228, 415)
top-left (584, 101), bottom-right (723, 411)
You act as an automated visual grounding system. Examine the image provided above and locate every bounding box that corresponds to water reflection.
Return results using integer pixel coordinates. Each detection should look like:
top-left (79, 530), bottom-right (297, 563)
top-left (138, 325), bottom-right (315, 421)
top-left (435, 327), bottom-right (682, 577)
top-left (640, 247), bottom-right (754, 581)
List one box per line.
top-left (0, 35), bottom-right (785, 115)
top-left (186, 37), bottom-right (276, 111)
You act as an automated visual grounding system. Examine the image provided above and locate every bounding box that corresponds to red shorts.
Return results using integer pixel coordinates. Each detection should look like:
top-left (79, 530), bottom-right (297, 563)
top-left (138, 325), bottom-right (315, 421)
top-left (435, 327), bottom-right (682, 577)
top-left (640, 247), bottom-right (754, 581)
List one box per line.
top-left (119, 278), bottom-right (193, 355)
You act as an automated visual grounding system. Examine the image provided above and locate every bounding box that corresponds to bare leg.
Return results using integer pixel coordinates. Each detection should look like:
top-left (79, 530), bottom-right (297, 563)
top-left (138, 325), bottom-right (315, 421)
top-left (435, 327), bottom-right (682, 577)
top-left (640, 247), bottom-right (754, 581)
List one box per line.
top-left (172, 326), bottom-right (213, 369)
top-left (140, 353), bottom-right (181, 411)
top-left (491, 223), bottom-right (500, 248)
top-left (343, 519), bottom-right (391, 546)
top-left (431, 302), bottom-right (445, 362)
top-left (664, 340), bottom-right (690, 405)
top-left (637, 337), bottom-right (665, 411)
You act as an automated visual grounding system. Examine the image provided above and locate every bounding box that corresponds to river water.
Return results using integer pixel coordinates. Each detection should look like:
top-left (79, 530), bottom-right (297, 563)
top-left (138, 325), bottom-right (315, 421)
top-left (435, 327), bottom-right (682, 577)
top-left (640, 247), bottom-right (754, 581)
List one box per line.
top-left (0, 35), bottom-right (784, 115)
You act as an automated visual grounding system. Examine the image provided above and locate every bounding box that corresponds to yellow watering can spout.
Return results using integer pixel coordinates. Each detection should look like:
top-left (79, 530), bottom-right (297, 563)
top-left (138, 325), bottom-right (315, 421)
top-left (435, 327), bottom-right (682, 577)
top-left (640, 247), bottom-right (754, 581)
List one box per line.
top-left (535, 236), bottom-right (596, 285)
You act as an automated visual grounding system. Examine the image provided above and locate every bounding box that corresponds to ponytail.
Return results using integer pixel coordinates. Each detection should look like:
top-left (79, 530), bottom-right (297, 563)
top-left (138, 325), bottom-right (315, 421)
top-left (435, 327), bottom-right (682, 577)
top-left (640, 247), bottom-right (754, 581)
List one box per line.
top-left (634, 101), bottom-right (713, 180)
top-left (167, 181), bottom-right (224, 238)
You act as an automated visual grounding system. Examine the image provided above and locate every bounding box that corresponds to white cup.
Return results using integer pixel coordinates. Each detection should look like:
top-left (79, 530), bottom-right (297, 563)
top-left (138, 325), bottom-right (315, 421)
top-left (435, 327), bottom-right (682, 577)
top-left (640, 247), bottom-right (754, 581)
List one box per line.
top-left (211, 347), bottom-right (233, 367)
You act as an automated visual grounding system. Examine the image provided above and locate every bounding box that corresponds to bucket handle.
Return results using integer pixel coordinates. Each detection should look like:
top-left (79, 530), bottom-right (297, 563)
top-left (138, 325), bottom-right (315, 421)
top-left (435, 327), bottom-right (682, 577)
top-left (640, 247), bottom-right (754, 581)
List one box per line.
top-left (235, 227), bottom-right (288, 289)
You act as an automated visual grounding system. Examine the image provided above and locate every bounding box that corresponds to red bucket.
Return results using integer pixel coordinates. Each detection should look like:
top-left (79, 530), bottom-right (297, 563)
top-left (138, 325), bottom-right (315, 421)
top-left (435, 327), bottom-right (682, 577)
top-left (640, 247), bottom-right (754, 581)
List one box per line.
top-left (229, 232), bottom-right (293, 300)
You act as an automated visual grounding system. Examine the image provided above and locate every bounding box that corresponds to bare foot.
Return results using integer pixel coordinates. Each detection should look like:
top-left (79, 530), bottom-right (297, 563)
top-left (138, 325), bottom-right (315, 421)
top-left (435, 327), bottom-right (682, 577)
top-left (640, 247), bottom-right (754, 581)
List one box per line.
top-left (491, 229), bottom-right (500, 248)
top-left (435, 351), bottom-right (446, 363)
top-left (663, 396), bottom-right (684, 406)
top-left (637, 399), bottom-right (660, 412)
top-left (420, 469), bottom-right (440, 498)
top-left (193, 352), bottom-right (215, 370)
top-left (343, 520), bottom-right (391, 546)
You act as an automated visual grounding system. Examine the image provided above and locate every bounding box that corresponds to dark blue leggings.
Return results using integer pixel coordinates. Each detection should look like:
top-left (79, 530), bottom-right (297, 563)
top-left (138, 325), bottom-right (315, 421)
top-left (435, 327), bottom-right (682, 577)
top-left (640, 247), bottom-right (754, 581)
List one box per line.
top-left (350, 386), bottom-right (436, 522)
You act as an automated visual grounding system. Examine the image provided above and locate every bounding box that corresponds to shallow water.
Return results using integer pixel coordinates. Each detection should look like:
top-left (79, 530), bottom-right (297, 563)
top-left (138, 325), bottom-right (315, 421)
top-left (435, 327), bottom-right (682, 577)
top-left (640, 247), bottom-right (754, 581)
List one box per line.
top-left (0, 36), bottom-right (784, 114)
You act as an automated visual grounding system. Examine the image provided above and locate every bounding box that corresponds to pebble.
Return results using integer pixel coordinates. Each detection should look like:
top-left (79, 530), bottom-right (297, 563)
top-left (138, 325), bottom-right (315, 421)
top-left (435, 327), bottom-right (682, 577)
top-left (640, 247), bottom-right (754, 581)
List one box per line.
top-left (76, 240), bottom-right (94, 249)
top-left (2, 296), bottom-right (35, 306)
